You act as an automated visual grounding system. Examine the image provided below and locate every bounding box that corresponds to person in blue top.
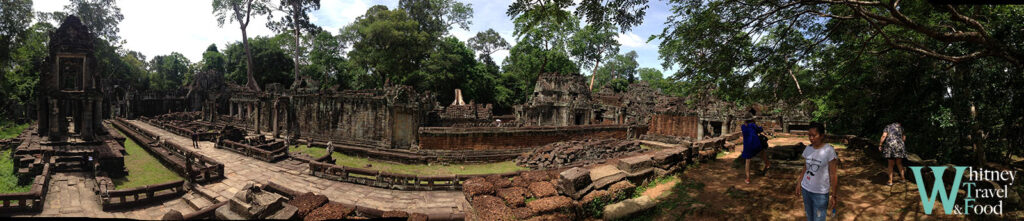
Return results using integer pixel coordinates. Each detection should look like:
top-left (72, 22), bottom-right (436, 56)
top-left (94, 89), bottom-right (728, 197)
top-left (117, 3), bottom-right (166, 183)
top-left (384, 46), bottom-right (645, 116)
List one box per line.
top-left (740, 118), bottom-right (770, 184)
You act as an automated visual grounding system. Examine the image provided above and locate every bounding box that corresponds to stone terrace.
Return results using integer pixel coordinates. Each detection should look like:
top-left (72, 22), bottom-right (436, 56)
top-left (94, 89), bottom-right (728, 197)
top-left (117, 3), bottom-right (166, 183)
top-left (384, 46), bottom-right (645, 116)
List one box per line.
top-left (126, 120), bottom-right (470, 218)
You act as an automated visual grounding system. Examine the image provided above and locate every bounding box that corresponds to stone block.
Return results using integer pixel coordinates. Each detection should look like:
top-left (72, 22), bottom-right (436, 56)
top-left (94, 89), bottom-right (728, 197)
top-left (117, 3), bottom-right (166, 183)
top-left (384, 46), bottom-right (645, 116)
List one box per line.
top-left (528, 181), bottom-right (557, 198)
top-left (602, 196), bottom-right (656, 220)
top-left (286, 192), bottom-right (329, 218)
top-left (496, 187), bottom-right (530, 207)
top-left (486, 175), bottom-right (512, 188)
top-left (651, 148), bottom-right (685, 168)
top-left (558, 167), bottom-right (591, 199)
top-left (580, 190), bottom-right (612, 204)
top-left (512, 207), bottom-right (535, 220)
top-left (304, 202), bottom-right (354, 221)
top-left (471, 195), bottom-right (515, 221)
top-left (525, 196), bottom-right (574, 214)
top-left (381, 210), bottom-right (408, 218)
top-left (463, 177), bottom-right (495, 200)
top-left (607, 181), bottom-right (636, 197)
top-left (616, 155), bottom-right (653, 174)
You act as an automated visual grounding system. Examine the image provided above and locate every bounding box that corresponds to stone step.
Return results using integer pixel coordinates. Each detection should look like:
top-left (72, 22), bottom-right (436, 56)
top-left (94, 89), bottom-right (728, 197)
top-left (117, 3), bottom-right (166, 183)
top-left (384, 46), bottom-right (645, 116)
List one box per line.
top-left (184, 192), bottom-right (214, 211)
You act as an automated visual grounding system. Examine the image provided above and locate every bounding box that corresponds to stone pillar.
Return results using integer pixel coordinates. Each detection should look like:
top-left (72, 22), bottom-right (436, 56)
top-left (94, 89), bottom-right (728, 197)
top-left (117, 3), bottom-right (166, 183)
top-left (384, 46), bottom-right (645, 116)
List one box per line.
top-left (696, 119), bottom-right (704, 141)
top-left (49, 98), bottom-right (61, 141)
top-left (82, 97), bottom-right (94, 140)
top-left (722, 116), bottom-right (730, 135)
top-left (272, 101), bottom-right (279, 138)
top-left (229, 102), bottom-right (234, 117)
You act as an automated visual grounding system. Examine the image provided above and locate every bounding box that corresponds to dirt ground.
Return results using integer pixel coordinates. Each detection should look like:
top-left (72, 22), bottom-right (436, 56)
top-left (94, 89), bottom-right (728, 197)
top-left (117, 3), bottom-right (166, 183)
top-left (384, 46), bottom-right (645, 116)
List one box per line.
top-left (642, 136), bottom-right (1023, 221)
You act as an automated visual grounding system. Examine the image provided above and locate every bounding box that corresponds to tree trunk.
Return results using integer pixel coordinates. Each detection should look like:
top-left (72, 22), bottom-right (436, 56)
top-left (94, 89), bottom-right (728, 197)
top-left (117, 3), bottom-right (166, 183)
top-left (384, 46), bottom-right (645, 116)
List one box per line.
top-left (242, 28), bottom-right (260, 92)
top-left (788, 68), bottom-right (803, 95)
top-left (291, 1), bottom-right (301, 88)
top-left (589, 58), bottom-right (602, 91)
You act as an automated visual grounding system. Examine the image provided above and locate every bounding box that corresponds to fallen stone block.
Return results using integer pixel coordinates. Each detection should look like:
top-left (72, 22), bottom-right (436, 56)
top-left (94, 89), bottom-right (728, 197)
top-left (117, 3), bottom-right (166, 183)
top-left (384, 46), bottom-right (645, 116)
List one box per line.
top-left (559, 167), bottom-right (591, 199)
top-left (471, 195), bottom-right (515, 221)
top-left (581, 190), bottom-right (612, 204)
top-left (528, 181), bottom-right (558, 198)
top-left (286, 192), bottom-right (328, 218)
top-left (463, 177), bottom-right (495, 200)
top-left (381, 210), bottom-right (408, 218)
top-left (305, 202), bottom-right (354, 221)
top-left (607, 180), bottom-right (636, 197)
top-left (526, 196), bottom-right (574, 214)
top-left (408, 213), bottom-right (428, 221)
top-left (487, 174), bottom-right (513, 188)
top-left (512, 207), bottom-right (535, 220)
top-left (651, 148), bottom-right (685, 168)
top-left (496, 187), bottom-right (530, 207)
top-left (603, 196), bottom-right (656, 220)
top-left (617, 155), bottom-right (654, 174)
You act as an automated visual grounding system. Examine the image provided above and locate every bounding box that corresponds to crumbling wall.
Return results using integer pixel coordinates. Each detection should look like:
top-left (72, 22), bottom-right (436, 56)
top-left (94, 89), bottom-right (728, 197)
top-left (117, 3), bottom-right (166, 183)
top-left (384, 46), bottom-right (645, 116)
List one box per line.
top-left (418, 125), bottom-right (634, 150)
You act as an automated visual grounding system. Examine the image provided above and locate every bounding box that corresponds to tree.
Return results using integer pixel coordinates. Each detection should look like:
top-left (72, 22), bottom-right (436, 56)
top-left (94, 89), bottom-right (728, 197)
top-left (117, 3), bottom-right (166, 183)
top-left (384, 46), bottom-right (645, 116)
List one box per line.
top-left (0, 0), bottom-right (33, 67)
top-left (149, 52), bottom-right (191, 90)
top-left (2, 22), bottom-right (49, 121)
top-left (500, 40), bottom-right (579, 108)
top-left (413, 37), bottom-right (493, 105)
top-left (467, 29), bottom-right (510, 63)
top-left (63, 0), bottom-right (123, 43)
top-left (200, 44), bottom-right (228, 74)
top-left (341, 5), bottom-right (431, 88)
top-left (213, 0), bottom-right (272, 91)
top-left (592, 50), bottom-right (637, 92)
top-left (398, 0), bottom-right (473, 37)
top-left (569, 23), bottom-right (619, 90)
top-left (304, 29), bottom-right (352, 90)
top-left (223, 36), bottom-right (294, 87)
top-left (267, 0), bottom-right (320, 88)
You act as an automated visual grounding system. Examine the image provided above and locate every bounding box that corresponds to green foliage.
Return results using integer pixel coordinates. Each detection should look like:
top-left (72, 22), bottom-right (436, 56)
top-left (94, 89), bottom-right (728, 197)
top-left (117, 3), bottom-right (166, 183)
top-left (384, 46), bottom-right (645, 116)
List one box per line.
top-left (398, 0), bottom-right (473, 37)
top-left (570, 23), bottom-right (619, 78)
top-left (499, 41), bottom-right (579, 109)
top-left (0, 121), bottom-right (29, 140)
top-left (148, 52), bottom-right (191, 90)
top-left (0, 149), bottom-right (31, 193)
top-left (63, 0), bottom-right (124, 43)
top-left (341, 5), bottom-right (431, 88)
top-left (223, 36), bottom-right (295, 87)
top-left (467, 28), bottom-right (509, 62)
top-left (0, 0), bottom-right (33, 66)
top-left (414, 37), bottom-right (497, 104)
top-left (199, 44), bottom-right (228, 74)
top-left (592, 51), bottom-right (638, 92)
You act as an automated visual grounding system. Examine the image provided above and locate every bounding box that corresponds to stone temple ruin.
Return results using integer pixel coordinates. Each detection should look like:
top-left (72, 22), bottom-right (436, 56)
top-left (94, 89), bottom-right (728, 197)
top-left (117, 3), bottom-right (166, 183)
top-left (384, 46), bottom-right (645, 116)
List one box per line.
top-left (1, 14), bottom-right (818, 221)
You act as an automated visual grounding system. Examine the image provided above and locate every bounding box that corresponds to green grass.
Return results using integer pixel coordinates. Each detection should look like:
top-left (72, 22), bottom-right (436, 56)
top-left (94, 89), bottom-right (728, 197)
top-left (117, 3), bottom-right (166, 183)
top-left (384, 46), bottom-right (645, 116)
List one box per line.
top-left (289, 145), bottom-right (329, 158)
top-left (291, 145), bottom-right (528, 176)
top-left (111, 129), bottom-right (182, 189)
top-left (0, 149), bottom-right (31, 193)
top-left (0, 122), bottom-right (30, 139)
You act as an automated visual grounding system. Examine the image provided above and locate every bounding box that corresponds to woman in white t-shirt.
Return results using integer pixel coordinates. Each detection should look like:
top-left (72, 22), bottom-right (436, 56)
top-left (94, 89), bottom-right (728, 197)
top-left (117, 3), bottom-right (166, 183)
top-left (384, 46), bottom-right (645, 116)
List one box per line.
top-left (795, 122), bottom-right (839, 221)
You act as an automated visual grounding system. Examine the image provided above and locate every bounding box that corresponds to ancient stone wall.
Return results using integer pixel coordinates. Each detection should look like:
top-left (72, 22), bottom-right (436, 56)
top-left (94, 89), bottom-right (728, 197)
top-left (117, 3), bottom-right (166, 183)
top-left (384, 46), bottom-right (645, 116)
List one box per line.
top-left (418, 125), bottom-right (635, 150)
top-left (647, 114), bottom-right (699, 139)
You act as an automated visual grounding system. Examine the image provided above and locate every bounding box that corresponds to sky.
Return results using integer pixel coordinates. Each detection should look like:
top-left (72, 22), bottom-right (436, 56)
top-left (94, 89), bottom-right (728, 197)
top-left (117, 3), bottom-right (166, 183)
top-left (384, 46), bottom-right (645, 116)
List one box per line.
top-left (32, 0), bottom-right (679, 76)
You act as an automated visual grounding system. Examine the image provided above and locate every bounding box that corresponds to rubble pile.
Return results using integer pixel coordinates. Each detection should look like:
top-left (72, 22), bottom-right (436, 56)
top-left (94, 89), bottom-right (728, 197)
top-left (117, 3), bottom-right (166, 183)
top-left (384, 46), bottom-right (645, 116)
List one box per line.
top-left (515, 139), bottom-right (641, 169)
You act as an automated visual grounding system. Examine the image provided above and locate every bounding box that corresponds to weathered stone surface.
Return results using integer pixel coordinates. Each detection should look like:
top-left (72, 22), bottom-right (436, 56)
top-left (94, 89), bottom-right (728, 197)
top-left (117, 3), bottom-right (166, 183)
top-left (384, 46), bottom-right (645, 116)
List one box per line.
top-left (589, 165), bottom-right (628, 190)
top-left (486, 174), bottom-right (512, 188)
top-left (528, 181), bottom-right (558, 198)
top-left (463, 177), bottom-right (495, 200)
top-left (525, 196), bottom-right (574, 214)
top-left (519, 171), bottom-right (552, 183)
top-left (381, 210), bottom-right (408, 218)
top-left (286, 192), bottom-right (328, 218)
top-left (651, 148), bottom-right (685, 168)
top-left (617, 155), bottom-right (654, 174)
top-left (510, 176), bottom-right (531, 188)
top-left (305, 202), bottom-right (354, 221)
top-left (523, 213), bottom-right (573, 221)
top-left (161, 209), bottom-right (184, 220)
top-left (602, 196), bottom-right (656, 220)
top-left (496, 187), bottom-right (530, 207)
top-left (581, 190), bottom-right (612, 204)
top-left (607, 181), bottom-right (636, 197)
top-left (512, 207), bottom-right (535, 220)
top-left (408, 213), bottom-right (429, 221)
top-left (558, 167), bottom-right (591, 199)
top-left (471, 195), bottom-right (515, 221)
top-left (516, 139), bottom-right (640, 169)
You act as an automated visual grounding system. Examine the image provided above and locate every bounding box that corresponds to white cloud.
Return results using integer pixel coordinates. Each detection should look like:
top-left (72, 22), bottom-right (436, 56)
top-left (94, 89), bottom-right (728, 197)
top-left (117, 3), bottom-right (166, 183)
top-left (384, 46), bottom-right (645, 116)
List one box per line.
top-left (616, 32), bottom-right (649, 49)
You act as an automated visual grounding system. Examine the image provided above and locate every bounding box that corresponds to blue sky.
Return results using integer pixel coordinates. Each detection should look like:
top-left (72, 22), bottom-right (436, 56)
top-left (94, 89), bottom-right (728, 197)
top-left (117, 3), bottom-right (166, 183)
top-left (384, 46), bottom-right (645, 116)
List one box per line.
top-left (33, 0), bottom-right (679, 76)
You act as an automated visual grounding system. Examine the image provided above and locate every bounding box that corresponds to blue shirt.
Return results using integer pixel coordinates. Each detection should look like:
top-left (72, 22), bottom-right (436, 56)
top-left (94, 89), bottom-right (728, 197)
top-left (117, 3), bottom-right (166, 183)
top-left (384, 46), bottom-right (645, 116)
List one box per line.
top-left (741, 123), bottom-right (764, 150)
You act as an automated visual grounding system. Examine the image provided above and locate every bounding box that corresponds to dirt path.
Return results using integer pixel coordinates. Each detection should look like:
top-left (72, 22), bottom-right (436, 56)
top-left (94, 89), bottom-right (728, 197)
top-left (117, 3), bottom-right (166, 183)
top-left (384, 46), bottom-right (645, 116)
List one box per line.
top-left (647, 137), bottom-right (991, 220)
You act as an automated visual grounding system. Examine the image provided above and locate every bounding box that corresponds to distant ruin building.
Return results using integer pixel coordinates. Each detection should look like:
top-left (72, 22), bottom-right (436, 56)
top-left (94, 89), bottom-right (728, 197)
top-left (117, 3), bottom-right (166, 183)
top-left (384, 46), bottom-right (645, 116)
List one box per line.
top-left (20, 15), bottom-right (127, 178)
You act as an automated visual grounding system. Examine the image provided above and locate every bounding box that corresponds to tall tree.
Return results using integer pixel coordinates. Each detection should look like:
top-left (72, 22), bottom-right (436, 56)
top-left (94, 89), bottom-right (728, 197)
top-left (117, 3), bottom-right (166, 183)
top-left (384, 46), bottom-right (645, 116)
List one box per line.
top-left (467, 28), bottom-right (510, 74)
top-left (592, 50), bottom-right (638, 92)
top-left (213, 0), bottom-right (271, 91)
top-left (0, 0), bottom-right (33, 67)
top-left (340, 5), bottom-right (431, 88)
top-left (223, 36), bottom-right (294, 87)
top-left (397, 0), bottom-right (473, 37)
top-left (63, 0), bottom-right (124, 43)
top-left (569, 23), bottom-right (619, 90)
top-left (149, 52), bottom-right (191, 90)
top-left (267, 0), bottom-right (320, 88)
top-left (200, 44), bottom-right (228, 74)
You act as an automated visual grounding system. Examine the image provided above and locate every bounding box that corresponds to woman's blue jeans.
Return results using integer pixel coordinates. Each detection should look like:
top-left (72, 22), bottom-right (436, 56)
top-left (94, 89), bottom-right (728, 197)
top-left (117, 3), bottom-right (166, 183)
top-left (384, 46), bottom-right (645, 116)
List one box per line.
top-left (802, 187), bottom-right (829, 221)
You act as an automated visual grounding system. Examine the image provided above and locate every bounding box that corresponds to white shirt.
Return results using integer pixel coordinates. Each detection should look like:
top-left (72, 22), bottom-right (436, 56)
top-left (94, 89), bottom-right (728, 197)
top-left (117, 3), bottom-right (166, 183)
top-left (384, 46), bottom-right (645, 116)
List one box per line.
top-left (801, 143), bottom-right (837, 194)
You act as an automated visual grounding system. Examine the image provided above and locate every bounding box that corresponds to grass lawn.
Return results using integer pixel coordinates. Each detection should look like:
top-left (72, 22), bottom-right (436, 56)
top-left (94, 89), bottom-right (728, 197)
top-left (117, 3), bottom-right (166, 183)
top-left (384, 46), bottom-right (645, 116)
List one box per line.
top-left (0, 149), bottom-right (31, 193)
top-left (112, 129), bottom-right (182, 189)
top-left (291, 145), bottom-right (528, 176)
top-left (0, 122), bottom-right (30, 139)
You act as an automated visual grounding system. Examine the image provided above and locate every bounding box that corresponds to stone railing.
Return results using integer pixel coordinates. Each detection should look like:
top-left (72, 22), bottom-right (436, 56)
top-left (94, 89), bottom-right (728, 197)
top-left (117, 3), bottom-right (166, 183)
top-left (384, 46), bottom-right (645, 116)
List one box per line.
top-left (100, 180), bottom-right (186, 210)
top-left (300, 139), bottom-right (531, 164)
top-left (307, 161), bottom-right (519, 191)
top-left (0, 163), bottom-right (51, 213)
top-left (217, 140), bottom-right (287, 162)
top-left (141, 118), bottom-right (218, 141)
top-left (112, 118), bottom-right (225, 184)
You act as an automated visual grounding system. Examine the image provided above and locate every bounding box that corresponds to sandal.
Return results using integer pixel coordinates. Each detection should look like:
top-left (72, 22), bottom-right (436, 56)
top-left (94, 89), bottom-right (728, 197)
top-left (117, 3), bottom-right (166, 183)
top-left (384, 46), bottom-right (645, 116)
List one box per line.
top-left (745, 178), bottom-right (751, 184)
top-left (886, 181), bottom-right (893, 186)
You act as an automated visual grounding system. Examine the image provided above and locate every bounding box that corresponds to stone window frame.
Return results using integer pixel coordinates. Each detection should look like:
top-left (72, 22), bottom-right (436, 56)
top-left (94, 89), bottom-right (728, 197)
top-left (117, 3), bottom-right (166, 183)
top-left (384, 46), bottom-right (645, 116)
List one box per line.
top-left (56, 53), bottom-right (89, 92)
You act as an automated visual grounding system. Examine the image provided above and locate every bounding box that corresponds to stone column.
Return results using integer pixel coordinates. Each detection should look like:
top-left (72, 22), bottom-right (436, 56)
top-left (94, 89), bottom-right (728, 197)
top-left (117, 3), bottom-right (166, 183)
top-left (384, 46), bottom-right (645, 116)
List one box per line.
top-left (696, 119), bottom-right (704, 141)
top-left (272, 101), bottom-right (279, 138)
top-left (722, 116), bottom-right (730, 135)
